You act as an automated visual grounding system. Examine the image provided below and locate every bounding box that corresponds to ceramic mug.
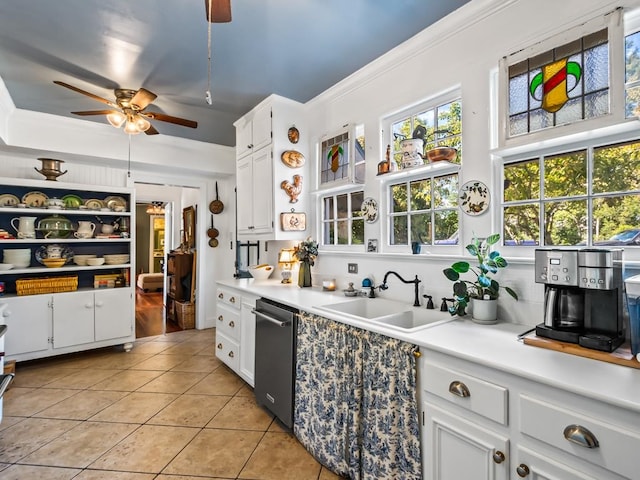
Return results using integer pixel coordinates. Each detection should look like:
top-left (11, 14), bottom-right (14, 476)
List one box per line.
top-left (74, 221), bottom-right (96, 239)
top-left (11, 216), bottom-right (37, 239)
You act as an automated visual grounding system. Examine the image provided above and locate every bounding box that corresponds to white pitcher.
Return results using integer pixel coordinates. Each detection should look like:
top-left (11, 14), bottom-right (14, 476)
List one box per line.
top-left (11, 216), bottom-right (37, 239)
top-left (74, 221), bottom-right (96, 239)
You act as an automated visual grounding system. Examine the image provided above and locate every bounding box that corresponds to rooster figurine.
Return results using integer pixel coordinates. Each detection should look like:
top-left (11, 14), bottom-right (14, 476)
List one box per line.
top-left (281, 174), bottom-right (303, 203)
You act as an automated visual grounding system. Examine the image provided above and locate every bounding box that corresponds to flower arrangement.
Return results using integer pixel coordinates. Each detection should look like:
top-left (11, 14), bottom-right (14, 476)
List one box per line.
top-left (442, 233), bottom-right (518, 316)
top-left (294, 237), bottom-right (318, 265)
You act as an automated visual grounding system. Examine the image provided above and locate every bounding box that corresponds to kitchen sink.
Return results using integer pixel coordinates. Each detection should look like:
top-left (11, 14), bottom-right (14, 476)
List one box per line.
top-left (313, 297), bottom-right (452, 332)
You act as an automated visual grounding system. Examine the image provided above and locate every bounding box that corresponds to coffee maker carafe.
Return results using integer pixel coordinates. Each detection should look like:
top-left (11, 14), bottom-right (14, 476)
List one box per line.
top-left (534, 249), bottom-right (625, 352)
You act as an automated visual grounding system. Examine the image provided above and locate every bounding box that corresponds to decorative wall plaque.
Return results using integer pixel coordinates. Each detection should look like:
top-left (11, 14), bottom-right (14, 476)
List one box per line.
top-left (281, 150), bottom-right (305, 168)
top-left (280, 210), bottom-right (306, 231)
top-left (280, 174), bottom-right (303, 203)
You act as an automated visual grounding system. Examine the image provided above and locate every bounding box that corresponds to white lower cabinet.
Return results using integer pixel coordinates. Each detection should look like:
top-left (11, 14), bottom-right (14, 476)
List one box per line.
top-left (215, 286), bottom-right (257, 387)
top-left (424, 402), bottom-right (509, 480)
top-left (1, 289), bottom-right (134, 361)
top-left (1, 295), bottom-right (50, 357)
top-left (239, 293), bottom-right (257, 387)
top-left (420, 352), bottom-right (638, 480)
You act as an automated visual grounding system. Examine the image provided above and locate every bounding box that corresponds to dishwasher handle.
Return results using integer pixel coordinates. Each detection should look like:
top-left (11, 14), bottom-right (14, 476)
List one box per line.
top-left (252, 309), bottom-right (290, 327)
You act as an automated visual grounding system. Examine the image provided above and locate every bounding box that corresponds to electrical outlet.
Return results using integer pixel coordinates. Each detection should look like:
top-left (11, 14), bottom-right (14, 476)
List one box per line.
top-left (348, 263), bottom-right (358, 274)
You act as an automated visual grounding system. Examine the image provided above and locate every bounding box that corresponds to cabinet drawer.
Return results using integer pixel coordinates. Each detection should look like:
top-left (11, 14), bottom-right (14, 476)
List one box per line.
top-left (422, 360), bottom-right (508, 425)
top-left (520, 394), bottom-right (640, 479)
top-left (215, 331), bottom-right (239, 372)
top-left (216, 288), bottom-right (240, 309)
top-left (216, 303), bottom-right (240, 341)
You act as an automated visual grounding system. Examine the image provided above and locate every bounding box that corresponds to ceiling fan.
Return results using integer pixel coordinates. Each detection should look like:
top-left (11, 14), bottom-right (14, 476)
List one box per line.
top-left (205, 0), bottom-right (231, 22)
top-left (53, 80), bottom-right (198, 135)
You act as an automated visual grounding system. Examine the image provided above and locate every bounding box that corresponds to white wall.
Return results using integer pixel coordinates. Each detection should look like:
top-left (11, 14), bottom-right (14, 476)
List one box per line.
top-left (299, 0), bottom-right (640, 327)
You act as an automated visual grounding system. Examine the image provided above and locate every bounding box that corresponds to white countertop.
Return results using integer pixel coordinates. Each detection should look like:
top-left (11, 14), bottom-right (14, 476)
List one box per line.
top-left (218, 278), bottom-right (640, 413)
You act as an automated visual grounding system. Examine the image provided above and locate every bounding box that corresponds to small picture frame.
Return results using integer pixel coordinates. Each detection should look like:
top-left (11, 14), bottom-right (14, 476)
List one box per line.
top-left (280, 211), bottom-right (306, 231)
top-left (183, 206), bottom-right (196, 249)
top-left (367, 239), bottom-right (378, 253)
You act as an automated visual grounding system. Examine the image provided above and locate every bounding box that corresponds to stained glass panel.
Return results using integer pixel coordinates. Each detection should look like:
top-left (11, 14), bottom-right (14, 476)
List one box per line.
top-left (508, 29), bottom-right (609, 136)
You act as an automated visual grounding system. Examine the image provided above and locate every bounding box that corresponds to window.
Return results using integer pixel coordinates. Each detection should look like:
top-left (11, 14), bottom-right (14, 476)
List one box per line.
top-left (625, 29), bottom-right (640, 117)
top-left (390, 99), bottom-right (462, 168)
top-left (319, 125), bottom-right (365, 188)
top-left (507, 29), bottom-right (609, 137)
top-left (502, 139), bottom-right (640, 247)
top-left (321, 190), bottom-right (365, 246)
top-left (389, 173), bottom-right (459, 246)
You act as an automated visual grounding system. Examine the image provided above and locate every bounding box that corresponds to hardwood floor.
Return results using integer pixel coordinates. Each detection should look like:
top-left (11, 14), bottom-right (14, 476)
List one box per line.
top-left (135, 288), bottom-right (181, 338)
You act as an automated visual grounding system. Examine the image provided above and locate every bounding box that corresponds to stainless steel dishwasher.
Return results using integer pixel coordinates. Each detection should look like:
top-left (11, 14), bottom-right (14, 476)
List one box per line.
top-left (252, 297), bottom-right (298, 428)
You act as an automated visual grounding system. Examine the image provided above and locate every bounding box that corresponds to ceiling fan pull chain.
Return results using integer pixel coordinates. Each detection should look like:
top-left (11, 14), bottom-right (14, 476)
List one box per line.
top-left (206, 0), bottom-right (213, 105)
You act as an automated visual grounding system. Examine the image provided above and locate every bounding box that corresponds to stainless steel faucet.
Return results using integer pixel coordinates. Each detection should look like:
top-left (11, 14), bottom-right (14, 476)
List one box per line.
top-left (379, 271), bottom-right (422, 307)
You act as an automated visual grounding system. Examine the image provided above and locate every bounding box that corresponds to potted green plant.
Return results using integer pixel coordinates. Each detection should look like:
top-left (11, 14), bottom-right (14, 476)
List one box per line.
top-left (442, 233), bottom-right (518, 323)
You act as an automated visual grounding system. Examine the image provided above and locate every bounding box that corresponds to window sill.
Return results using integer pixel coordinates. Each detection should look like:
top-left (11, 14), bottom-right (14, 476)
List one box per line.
top-left (378, 161), bottom-right (459, 183)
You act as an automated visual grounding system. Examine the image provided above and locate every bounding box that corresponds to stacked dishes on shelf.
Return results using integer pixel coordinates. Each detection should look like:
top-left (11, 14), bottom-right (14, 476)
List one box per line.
top-left (3, 248), bottom-right (31, 268)
top-left (104, 254), bottom-right (129, 265)
top-left (73, 254), bottom-right (97, 266)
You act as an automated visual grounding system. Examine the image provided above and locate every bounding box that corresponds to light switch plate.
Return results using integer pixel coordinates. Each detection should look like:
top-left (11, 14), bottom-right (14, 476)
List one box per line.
top-left (348, 263), bottom-right (358, 274)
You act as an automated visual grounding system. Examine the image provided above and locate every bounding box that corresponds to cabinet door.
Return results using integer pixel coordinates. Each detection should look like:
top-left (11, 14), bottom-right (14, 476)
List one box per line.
top-left (95, 289), bottom-right (133, 341)
top-left (514, 446), bottom-right (601, 480)
top-left (251, 147), bottom-right (273, 233)
top-left (239, 295), bottom-right (258, 387)
top-left (236, 155), bottom-right (254, 233)
top-left (53, 291), bottom-right (95, 349)
top-left (2, 295), bottom-right (50, 357)
top-left (251, 103), bottom-right (272, 151)
top-left (236, 118), bottom-right (253, 159)
top-left (423, 402), bottom-right (509, 480)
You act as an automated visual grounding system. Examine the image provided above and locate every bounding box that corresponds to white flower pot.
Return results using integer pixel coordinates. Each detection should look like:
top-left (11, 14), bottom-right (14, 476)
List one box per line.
top-left (471, 298), bottom-right (498, 324)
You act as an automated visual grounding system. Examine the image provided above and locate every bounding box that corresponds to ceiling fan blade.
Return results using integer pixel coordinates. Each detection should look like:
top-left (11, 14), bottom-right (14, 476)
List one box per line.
top-left (130, 88), bottom-right (157, 111)
top-left (54, 81), bottom-right (117, 108)
top-left (70, 109), bottom-right (118, 116)
top-left (205, 0), bottom-right (231, 22)
top-left (144, 124), bottom-right (159, 135)
top-left (142, 111), bottom-right (198, 129)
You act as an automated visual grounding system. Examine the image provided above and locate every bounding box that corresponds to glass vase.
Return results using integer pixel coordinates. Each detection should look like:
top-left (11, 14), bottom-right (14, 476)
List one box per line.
top-left (298, 260), bottom-right (312, 288)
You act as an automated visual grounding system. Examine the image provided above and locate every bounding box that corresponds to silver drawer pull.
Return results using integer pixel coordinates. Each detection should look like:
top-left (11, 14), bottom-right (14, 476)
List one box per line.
top-left (229, 296), bottom-right (236, 303)
top-left (563, 425), bottom-right (599, 449)
top-left (228, 351), bottom-right (234, 358)
top-left (217, 343), bottom-right (223, 349)
top-left (218, 293), bottom-right (224, 299)
top-left (492, 450), bottom-right (505, 464)
top-left (229, 321), bottom-right (235, 328)
top-left (449, 380), bottom-right (470, 398)
top-left (218, 315), bottom-right (223, 322)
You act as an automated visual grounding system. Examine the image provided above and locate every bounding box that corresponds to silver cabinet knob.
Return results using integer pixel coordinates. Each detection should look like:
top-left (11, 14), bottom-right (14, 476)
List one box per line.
top-left (230, 296), bottom-right (236, 303)
top-left (217, 343), bottom-right (223, 349)
top-left (563, 425), bottom-right (599, 448)
top-left (229, 321), bottom-right (235, 328)
top-left (217, 315), bottom-right (223, 322)
top-left (516, 464), bottom-right (530, 477)
top-left (492, 450), bottom-right (505, 464)
top-left (218, 293), bottom-right (224, 299)
top-left (449, 380), bottom-right (470, 398)
top-left (228, 351), bottom-right (234, 358)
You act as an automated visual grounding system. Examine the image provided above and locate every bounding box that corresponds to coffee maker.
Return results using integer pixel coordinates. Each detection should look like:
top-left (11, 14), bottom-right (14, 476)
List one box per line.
top-left (534, 248), bottom-right (626, 352)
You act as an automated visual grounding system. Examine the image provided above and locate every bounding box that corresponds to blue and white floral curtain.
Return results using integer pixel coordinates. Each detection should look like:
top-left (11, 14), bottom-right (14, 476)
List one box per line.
top-left (294, 311), bottom-right (421, 480)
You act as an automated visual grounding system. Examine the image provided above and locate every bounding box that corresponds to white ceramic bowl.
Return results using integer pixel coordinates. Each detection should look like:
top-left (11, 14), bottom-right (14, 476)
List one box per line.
top-left (0, 263), bottom-right (14, 271)
top-left (73, 254), bottom-right (97, 266)
top-left (86, 257), bottom-right (105, 266)
top-left (248, 264), bottom-right (274, 281)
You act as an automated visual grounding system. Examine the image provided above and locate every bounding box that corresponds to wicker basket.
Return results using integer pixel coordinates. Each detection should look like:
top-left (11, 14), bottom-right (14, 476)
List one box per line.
top-left (176, 301), bottom-right (195, 329)
top-left (16, 276), bottom-right (78, 296)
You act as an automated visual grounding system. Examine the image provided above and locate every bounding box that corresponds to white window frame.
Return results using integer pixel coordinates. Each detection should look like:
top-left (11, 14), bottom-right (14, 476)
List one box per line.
top-left (316, 185), bottom-right (366, 250)
top-left (497, 8), bottom-right (625, 151)
top-left (382, 89), bottom-right (462, 254)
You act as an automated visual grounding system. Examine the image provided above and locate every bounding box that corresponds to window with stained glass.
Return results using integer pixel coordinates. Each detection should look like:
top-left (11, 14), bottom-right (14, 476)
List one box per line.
top-left (507, 29), bottom-right (609, 137)
top-left (319, 125), bottom-right (365, 187)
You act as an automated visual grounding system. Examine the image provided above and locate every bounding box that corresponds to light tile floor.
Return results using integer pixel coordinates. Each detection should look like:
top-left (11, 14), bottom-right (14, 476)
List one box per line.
top-left (0, 328), bottom-right (342, 479)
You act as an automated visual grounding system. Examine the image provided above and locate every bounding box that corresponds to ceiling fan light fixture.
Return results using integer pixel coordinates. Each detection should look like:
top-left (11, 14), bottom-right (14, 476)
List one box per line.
top-left (124, 117), bottom-right (141, 135)
top-left (135, 115), bottom-right (151, 132)
top-left (106, 111), bottom-right (126, 128)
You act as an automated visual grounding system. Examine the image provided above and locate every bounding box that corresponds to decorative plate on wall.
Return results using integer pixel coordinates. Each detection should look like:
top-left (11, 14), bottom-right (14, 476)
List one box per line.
top-left (459, 180), bottom-right (490, 216)
top-left (361, 197), bottom-right (378, 223)
top-left (287, 126), bottom-right (300, 144)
